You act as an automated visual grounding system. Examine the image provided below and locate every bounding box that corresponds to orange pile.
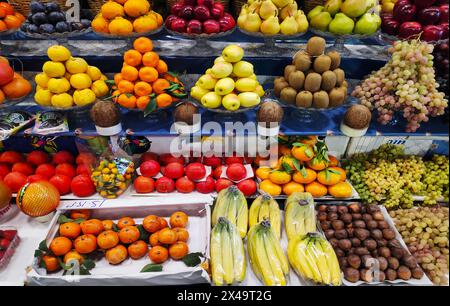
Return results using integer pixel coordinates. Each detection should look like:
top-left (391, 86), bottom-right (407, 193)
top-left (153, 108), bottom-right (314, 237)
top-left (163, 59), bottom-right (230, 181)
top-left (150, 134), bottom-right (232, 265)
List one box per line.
top-left (0, 56), bottom-right (32, 104)
top-left (255, 136), bottom-right (353, 198)
top-left (39, 209), bottom-right (190, 273)
top-left (111, 37), bottom-right (186, 111)
top-left (0, 2), bottom-right (24, 32)
top-left (92, 0), bottom-right (163, 36)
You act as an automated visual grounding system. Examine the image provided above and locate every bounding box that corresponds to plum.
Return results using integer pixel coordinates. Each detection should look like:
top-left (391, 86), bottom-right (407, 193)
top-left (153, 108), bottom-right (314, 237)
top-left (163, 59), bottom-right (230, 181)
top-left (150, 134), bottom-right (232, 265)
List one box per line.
top-left (26, 24), bottom-right (39, 33)
top-left (20, 22), bottom-right (30, 31)
top-left (39, 24), bottom-right (55, 34)
top-left (31, 12), bottom-right (48, 26)
top-left (27, 14), bottom-right (33, 22)
top-left (48, 11), bottom-right (66, 24)
top-left (55, 21), bottom-right (70, 33)
top-left (30, 1), bottom-right (46, 14)
top-left (45, 2), bottom-right (61, 12)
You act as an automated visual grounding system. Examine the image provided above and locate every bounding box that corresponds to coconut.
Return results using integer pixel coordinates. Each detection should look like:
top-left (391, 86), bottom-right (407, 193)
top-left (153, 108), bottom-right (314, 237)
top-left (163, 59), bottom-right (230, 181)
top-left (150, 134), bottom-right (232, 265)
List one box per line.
top-left (174, 102), bottom-right (199, 125)
top-left (90, 100), bottom-right (122, 136)
top-left (344, 105), bottom-right (372, 129)
top-left (257, 100), bottom-right (284, 128)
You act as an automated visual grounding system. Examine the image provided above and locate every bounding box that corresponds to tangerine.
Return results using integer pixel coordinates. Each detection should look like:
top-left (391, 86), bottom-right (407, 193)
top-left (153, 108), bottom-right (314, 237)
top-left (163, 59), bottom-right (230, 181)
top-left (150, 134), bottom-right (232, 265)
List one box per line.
top-left (138, 66), bottom-right (158, 83)
top-left (305, 181), bottom-right (328, 198)
top-left (292, 168), bottom-right (317, 184)
top-left (119, 225), bottom-right (140, 244)
top-left (156, 60), bottom-right (168, 74)
top-left (282, 181), bottom-right (304, 196)
top-left (149, 231), bottom-right (161, 247)
top-left (133, 15), bottom-right (157, 33)
top-left (124, 49), bottom-right (142, 67)
top-left (63, 249), bottom-right (84, 265)
top-left (117, 93), bottom-right (137, 108)
top-left (169, 241), bottom-right (189, 260)
top-left (317, 169), bottom-right (341, 186)
top-left (92, 15), bottom-right (109, 33)
top-left (136, 95), bottom-right (150, 109)
top-left (259, 179), bottom-right (282, 196)
top-left (114, 73), bottom-right (123, 86)
top-left (133, 37), bottom-right (153, 53)
top-left (148, 245), bottom-right (168, 264)
top-left (127, 240), bottom-right (148, 259)
top-left (134, 81), bottom-right (152, 96)
top-left (117, 217), bottom-right (135, 229)
top-left (102, 220), bottom-right (115, 231)
top-left (59, 222), bottom-right (81, 239)
top-left (70, 209), bottom-right (90, 220)
top-left (121, 65), bottom-right (139, 82)
top-left (97, 230), bottom-right (120, 249)
top-left (124, 0), bottom-right (150, 18)
top-left (152, 78), bottom-right (170, 94)
top-left (169, 211), bottom-right (188, 228)
top-left (74, 234), bottom-right (97, 254)
top-left (307, 157), bottom-right (329, 171)
top-left (80, 219), bottom-right (104, 236)
top-left (159, 217), bottom-right (168, 229)
top-left (328, 155), bottom-right (339, 167)
top-left (291, 144), bottom-right (314, 162)
top-left (172, 227), bottom-right (189, 242)
top-left (156, 93), bottom-right (172, 108)
top-left (118, 80), bottom-right (134, 93)
top-left (101, 1), bottom-right (125, 19)
top-left (42, 255), bottom-right (60, 272)
top-left (328, 166), bottom-right (346, 181)
top-left (105, 244), bottom-right (128, 265)
top-left (158, 227), bottom-right (177, 244)
top-left (142, 215), bottom-right (161, 233)
top-left (3, 15), bottom-right (21, 29)
top-left (268, 170), bottom-right (291, 185)
top-left (328, 181), bottom-right (352, 198)
top-left (142, 51), bottom-right (160, 68)
top-left (50, 236), bottom-right (72, 256)
top-left (108, 17), bottom-right (133, 35)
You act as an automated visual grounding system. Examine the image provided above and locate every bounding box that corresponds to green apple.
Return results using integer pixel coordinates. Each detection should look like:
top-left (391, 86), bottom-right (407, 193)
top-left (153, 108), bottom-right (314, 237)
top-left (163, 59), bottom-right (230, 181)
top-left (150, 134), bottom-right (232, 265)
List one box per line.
top-left (222, 45), bottom-right (244, 63)
top-left (201, 92), bottom-right (222, 109)
top-left (190, 86), bottom-right (210, 101)
top-left (214, 56), bottom-right (226, 64)
top-left (215, 77), bottom-right (235, 96)
top-left (254, 85), bottom-right (265, 97)
top-left (236, 78), bottom-right (258, 92)
top-left (233, 61), bottom-right (254, 78)
top-left (222, 93), bottom-right (241, 111)
top-left (238, 92), bottom-right (261, 108)
top-left (197, 74), bottom-right (218, 90)
top-left (211, 62), bottom-right (233, 79)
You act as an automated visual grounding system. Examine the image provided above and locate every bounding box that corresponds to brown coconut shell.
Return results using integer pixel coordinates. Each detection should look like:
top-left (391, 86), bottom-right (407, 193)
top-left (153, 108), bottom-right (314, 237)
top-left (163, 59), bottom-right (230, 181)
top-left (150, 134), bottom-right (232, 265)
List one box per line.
top-left (174, 102), bottom-right (199, 125)
top-left (90, 100), bottom-right (121, 128)
top-left (344, 105), bottom-right (372, 129)
top-left (257, 101), bottom-right (284, 128)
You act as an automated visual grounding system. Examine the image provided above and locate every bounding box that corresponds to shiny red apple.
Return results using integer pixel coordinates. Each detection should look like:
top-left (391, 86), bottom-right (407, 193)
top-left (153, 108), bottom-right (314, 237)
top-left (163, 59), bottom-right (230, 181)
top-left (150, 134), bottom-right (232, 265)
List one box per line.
top-left (187, 19), bottom-right (203, 34)
top-left (179, 5), bottom-right (194, 20)
top-left (171, 2), bottom-right (185, 16)
top-left (194, 5), bottom-right (211, 21)
top-left (211, 2), bottom-right (225, 20)
top-left (203, 19), bottom-right (220, 34)
top-left (422, 24), bottom-right (444, 40)
top-left (439, 4), bottom-right (449, 22)
top-left (439, 22), bottom-right (449, 37)
top-left (198, 0), bottom-right (214, 9)
top-left (398, 21), bottom-right (423, 38)
top-left (394, 1), bottom-right (417, 23)
top-left (382, 19), bottom-right (401, 34)
top-left (172, 18), bottom-right (188, 32)
top-left (165, 14), bottom-right (179, 30)
top-left (418, 6), bottom-right (441, 24)
top-left (219, 13), bottom-right (235, 31)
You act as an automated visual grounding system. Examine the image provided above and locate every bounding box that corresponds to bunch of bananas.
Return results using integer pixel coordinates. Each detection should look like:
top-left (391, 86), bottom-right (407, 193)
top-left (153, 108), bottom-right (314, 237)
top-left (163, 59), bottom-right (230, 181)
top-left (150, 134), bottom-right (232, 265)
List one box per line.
top-left (249, 194), bottom-right (281, 239)
top-left (248, 220), bottom-right (289, 286)
top-left (210, 217), bottom-right (246, 286)
top-left (285, 192), bottom-right (316, 241)
top-left (287, 232), bottom-right (341, 286)
top-left (212, 186), bottom-right (248, 238)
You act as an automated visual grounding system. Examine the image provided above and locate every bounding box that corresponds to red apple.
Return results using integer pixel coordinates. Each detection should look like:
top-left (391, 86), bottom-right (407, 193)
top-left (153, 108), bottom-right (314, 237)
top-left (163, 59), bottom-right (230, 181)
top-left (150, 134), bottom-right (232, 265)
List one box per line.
top-left (439, 4), bottom-right (449, 22)
top-left (418, 6), bottom-right (441, 24)
top-left (382, 19), bottom-right (401, 35)
top-left (171, 2), bottom-right (185, 16)
top-left (237, 179), bottom-right (257, 197)
top-left (198, 0), bottom-right (214, 9)
top-left (215, 178), bottom-right (234, 192)
top-left (422, 24), bottom-right (444, 40)
top-left (219, 13), bottom-right (236, 31)
top-left (394, 1), bottom-right (417, 23)
top-left (165, 14), bottom-right (179, 30)
top-left (440, 22), bottom-right (449, 38)
top-left (187, 19), bottom-right (203, 34)
top-left (183, 0), bottom-right (197, 6)
top-left (196, 176), bottom-right (215, 194)
top-left (179, 5), bottom-right (194, 20)
top-left (203, 19), bottom-right (220, 34)
top-left (194, 5), bottom-right (211, 22)
top-left (211, 2), bottom-right (225, 20)
top-left (398, 21), bottom-right (422, 38)
top-left (226, 163), bottom-right (247, 182)
top-left (185, 162), bottom-right (206, 181)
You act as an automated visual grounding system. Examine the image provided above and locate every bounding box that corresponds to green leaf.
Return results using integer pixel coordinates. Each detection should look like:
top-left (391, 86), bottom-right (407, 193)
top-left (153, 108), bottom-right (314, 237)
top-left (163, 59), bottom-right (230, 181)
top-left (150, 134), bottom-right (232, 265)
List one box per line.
top-left (105, 79), bottom-right (115, 85)
top-left (34, 249), bottom-right (43, 258)
top-left (112, 223), bottom-right (120, 232)
top-left (305, 148), bottom-right (313, 158)
top-left (82, 259), bottom-right (96, 270)
top-left (141, 264), bottom-right (163, 273)
top-left (79, 266), bottom-right (91, 275)
top-left (329, 169), bottom-right (341, 175)
top-left (57, 215), bottom-right (73, 224)
top-left (73, 218), bottom-right (86, 224)
top-left (300, 166), bottom-right (308, 178)
top-left (326, 169), bottom-right (330, 182)
top-left (86, 250), bottom-right (104, 262)
top-left (38, 240), bottom-right (49, 252)
top-left (282, 162), bottom-right (293, 173)
top-left (293, 159), bottom-right (302, 172)
top-left (182, 252), bottom-right (203, 267)
top-left (137, 224), bottom-right (149, 241)
top-left (144, 96), bottom-right (157, 116)
top-left (39, 258), bottom-right (47, 269)
top-left (292, 142), bottom-right (304, 147)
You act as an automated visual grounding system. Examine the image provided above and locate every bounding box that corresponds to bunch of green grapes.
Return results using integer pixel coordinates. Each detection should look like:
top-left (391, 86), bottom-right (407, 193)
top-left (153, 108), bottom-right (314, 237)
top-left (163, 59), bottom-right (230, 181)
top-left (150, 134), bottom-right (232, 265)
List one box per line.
top-left (422, 155), bottom-right (449, 205)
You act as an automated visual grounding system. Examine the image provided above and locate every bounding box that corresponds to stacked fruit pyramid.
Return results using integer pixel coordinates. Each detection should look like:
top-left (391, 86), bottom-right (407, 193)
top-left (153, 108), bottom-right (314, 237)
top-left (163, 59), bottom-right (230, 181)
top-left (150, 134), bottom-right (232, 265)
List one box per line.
top-left (0, 57), bottom-right (32, 104)
top-left (190, 44), bottom-right (264, 111)
top-left (91, 0), bottom-right (163, 35)
top-left (255, 136), bottom-right (353, 198)
top-left (34, 45), bottom-right (109, 108)
top-left (112, 37), bottom-right (187, 113)
top-left (237, 0), bottom-right (309, 35)
top-left (0, 2), bottom-right (25, 33)
top-left (274, 36), bottom-right (348, 109)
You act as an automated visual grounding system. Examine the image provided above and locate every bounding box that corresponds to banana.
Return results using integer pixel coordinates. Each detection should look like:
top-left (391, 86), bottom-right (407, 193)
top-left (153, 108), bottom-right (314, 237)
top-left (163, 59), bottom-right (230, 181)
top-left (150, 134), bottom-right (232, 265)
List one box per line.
top-left (220, 218), bottom-right (234, 285)
top-left (249, 196), bottom-right (263, 227)
top-left (265, 225), bottom-right (289, 275)
top-left (313, 237), bottom-right (331, 284)
top-left (268, 198), bottom-right (281, 239)
top-left (229, 219), bottom-right (246, 282)
top-left (212, 189), bottom-right (229, 227)
top-left (249, 195), bottom-right (281, 239)
top-left (261, 227), bottom-right (287, 285)
top-left (210, 221), bottom-right (224, 286)
top-left (235, 189), bottom-right (248, 238)
top-left (247, 225), bottom-right (262, 280)
top-left (285, 192), bottom-right (316, 241)
top-left (318, 236), bottom-right (342, 286)
top-left (292, 238), bottom-right (316, 281)
top-left (253, 227), bottom-right (277, 286)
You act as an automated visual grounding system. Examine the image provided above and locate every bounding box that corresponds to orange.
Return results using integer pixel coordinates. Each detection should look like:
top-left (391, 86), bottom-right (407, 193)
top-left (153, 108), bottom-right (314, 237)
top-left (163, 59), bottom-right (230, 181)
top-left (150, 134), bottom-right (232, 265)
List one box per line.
top-left (97, 230), bottom-right (120, 249)
top-left (143, 215), bottom-right (161, 233)
top-left (50, 237), bottom-right (72, 256)
top-left (169, 211), bottom-right (189, 228)
top-left (70, 210), bottom-right (90, 220)
top-left (282, 181), bottom-right (304, 196)
top-left (152, 78), bottom-right (170, 95)
top-left (172, 227), bottom-right (189, 242)
top-left (317, 169), bottom-right (341, 186)
top-left (156, 93), bottom-right (172, 108)
top-left (117, 93), bottom-right (137, 108)
top-left (108, 17), bottom-right (133, 35)
top-left (138, 66), bottom-right (158, 83)
top-left (133, 15), bottom-right (157, 33)
top-left (158, 228), bottom-right (177, 244)
top-left (3, 15), bottom-right (22, 29)
top-left (328, 155), bottom-right (339, 167)
top-left (114, 73), bottom-right (123, 86)
top-left (163, 73), bottom-right (179, 83)
top-left (102, 220), bottom-right (115, 231)
top-left (328, 166), bottom-right (346, 181)
top-left (142, 51), bottom-right (160, 68)
top-left (59, 222), bottom-right (82, 239)
top-left (14, 12), bottom-right (26, 22)
top-left (92, 15), bottom-right (109, 33)
top-left (133, 37), bottom-right (153, 53)
top-left (136, 95), bottom-right (150, 109)
top-left (0, 3), bottom-right (14, 15)
top-left (112, 89), bottom-right (121, 102)
top-left (149, 231), bottom-right (161, 247)
top-left (0, 21), bottom-right (6, 32)
top-left (152, 12), bottom-right (163, 26)
top-left (156, 60), bottom-right (168, 74)
top-left (128, 240), bottom-right (148, 259)
top-left (114, 0), bottom-right (128, 4)
top-left (80, 219), bottom-right (104, 236)
top-left (42, 255), bottom-right (60, 272)
top-left (255, 167), bottom-right (271, 180)
top-left (293, 168), bottom-right (317, 184)
top-left (124, 0), bottom-right (150, 18)
top-left (159, 217), bottom-right (168, 229)
top-left (101, 1), bottom-right (125, 19)
top-left (124, 49), bottom-right (142, 67)
top-left (305, 181), bottom-right (328, 198)
top-left (300, 136), bottom-right (318, 146)
top-left (119, 225), bottom-right (140, 244)
top-left (307, 157), bottom-right (329, 171)
top-left (291, 144), bottom-right (314, 162)
top-left (328, 181), bottom-right (353, 198)
top-left (0, 89), bottom-right (5, 104)
top-left (64, 250), bottom-right (84, 265)
top-left (259, 179), bottom-right (282, 196)
top-left (134, 81), bottom-right (152, 96)
top-left (118, 80), bottom-right (134, 93)
top-left (268, 170), bottom-right (291, 185)
top-left (169, 241), bottom-right (189, 260)
top-left (74, 234), bottom-right (97, 254)
top-left (148, 245), bottom-right (169, 264)
top-left (105, 244), bottom-right (128, 265)
top-left (121, 65), bottom-right (139, 82)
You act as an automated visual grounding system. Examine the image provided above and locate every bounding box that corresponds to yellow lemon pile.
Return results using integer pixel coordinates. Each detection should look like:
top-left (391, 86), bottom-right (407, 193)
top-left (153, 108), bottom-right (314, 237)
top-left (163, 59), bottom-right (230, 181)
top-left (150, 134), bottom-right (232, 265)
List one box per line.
top-left (34, 45), bottom-right (109, 108)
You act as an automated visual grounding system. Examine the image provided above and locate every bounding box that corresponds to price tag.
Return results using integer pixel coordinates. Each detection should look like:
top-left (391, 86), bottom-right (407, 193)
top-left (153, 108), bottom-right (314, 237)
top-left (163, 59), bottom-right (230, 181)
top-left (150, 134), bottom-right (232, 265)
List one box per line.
top-left (58, 199), bottom-right (106, 210)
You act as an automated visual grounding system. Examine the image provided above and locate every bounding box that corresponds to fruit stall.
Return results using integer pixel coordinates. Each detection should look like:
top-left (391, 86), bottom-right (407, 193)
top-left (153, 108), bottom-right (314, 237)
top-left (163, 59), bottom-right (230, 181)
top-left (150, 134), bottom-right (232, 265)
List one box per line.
top-left (0, 0), bottom-right (448, 288)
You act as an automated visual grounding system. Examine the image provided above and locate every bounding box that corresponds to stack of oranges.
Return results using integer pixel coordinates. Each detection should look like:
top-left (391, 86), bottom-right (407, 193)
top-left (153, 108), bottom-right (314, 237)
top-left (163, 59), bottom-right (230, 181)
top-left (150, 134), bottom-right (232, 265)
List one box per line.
top-left (111, 37), bottom-right (186, 111)
top-left (40, 209), bottom-right (190, 273)
top-left (255, 136), bottom-right (353, 198)
top-left (0, 2), bottom-right (25, 33)
top-left (91, 0), bottom-right (163, 36)
top-left (0, 56), bottom-right (32, 104)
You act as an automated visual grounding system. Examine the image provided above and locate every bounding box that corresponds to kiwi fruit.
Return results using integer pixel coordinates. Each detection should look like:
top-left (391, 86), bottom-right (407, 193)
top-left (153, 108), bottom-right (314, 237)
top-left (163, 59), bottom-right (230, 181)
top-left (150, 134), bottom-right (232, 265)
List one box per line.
top-left (274, 80), bottom-right (289, 97)
top-left (304, 72), bottom-right (322, 93)
top-left (293, 51), bottom-right (312, 72)
top-left (313, 55), bottom-right (332, 74)
top-left (327, 50), bottom-right (341, 70)
top-left (321, 71), bottom-right (337, 91)
top-left (312, 91), bottom-right (329, 109)
top-left (274, 77), bottom-right (287, 86)
top-left (288, 70), bottom-right (305, 91)
top-left (342, 80), bottom-right (349, 89)
top-left (334, 68), bottom-right (345, 86)
top-left (296, 91), bottom-right (313, 108)
top-left (329, 87), bottom-right (346, 107)
top-left (307, 36), bottom-right (326, 56)
top-left (284, 65), bottom-right (297, 80)
top-left (280, 87), bottom-right (298, 105)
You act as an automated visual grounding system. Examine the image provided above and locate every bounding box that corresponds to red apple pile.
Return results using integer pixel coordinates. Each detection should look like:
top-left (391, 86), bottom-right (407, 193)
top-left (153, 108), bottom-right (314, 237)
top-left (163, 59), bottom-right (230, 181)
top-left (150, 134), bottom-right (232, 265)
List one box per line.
top-left (165, 0), bottom-right (235, 35)
top-left (381, 0), bottom-right (449, 41)
top-left (0, 150), bottom-right (96, 198)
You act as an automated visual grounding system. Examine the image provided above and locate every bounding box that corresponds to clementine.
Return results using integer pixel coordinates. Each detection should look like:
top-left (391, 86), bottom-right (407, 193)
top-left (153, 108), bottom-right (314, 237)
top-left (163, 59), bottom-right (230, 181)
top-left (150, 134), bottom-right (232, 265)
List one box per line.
top-left (148, 245), bottom-right (168, 264)
top-left (128, 240), bottom-right (148, 259)
top-left (169, 211), bottom-right (188, 228)
top-left (50, 236), bottom-right (72, 256)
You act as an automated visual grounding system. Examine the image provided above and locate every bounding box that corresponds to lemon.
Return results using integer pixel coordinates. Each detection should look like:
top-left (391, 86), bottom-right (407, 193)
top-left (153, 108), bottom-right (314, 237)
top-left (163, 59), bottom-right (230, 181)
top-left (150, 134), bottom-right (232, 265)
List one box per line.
top-left (65, 57), bottom-right (88, 74)
top-left (73, 89), bottom-right (96, 106)
top-left (100, 74), bottom-right (108, 81)
top-left (47, 45), bottom-right (71, 62)
top-left (51, 93), bottom-right (73, 108)
top-left (35, 72), bottom-right (50, 88)
top-left (43, 61), bottom-right (66, 78)
top-left (70, 73), bottom-right (92, 90)
top-left (86, 66), bottom-right (102, 81)
top-left (34, 89), bottom-right (53, 106)
top-left (48, 78), bottom-right (71, 94)
top-left (91, 80), bottom-right (109, 98)
top-left (36, 85), bottom-right (44, 91)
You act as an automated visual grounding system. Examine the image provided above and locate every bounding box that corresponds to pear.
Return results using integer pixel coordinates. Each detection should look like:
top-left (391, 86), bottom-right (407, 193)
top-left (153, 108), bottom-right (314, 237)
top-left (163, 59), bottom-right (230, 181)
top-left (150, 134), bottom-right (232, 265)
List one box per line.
top-left (260, 13), bottom-right (281, 35)
top-left (271, 0), bottom-right (292, 9)
top-left (260, 0), bottom-right (278, 20)
top-left (201, 92), bottom-right (222, 109)
top-left (310, 11), bottom-right (332, 32)
top-left (197, 74), bottom-right (218, 90)
top-left (307, 5), bottom-right (324, 21)
top-left (233, 61), bottom-right (254, 78)
top-left (354, 13), bottom-right (380, 35)
top-left (215, 77), bottom-right (235, 96)
top-left (237, 10), bottom-right (248, 29)
top-left (222, 45), bottom-right (244, 63)
top-left (243, 10), bottom-right (262, 32)
top-left (238, 92), bottom-right (261, 108)
top-left (329, 13), bottom-right (355, 35)
top-left (248, 0), bottom-right (262, 15)
top-left (294, 10), bottom-right (309, 33)
top-left (365, 0), bottom-right (377, 11)
top-left (280, 0), bottom-right (298, 20)
top-left (240, 4), bottom-right (250, 15)
top-left (340, 0), bottom-right (368, 18)
top-left (280, 15), bottom-right (298, 35)
top-left (214, 56), bottom-right (226, 64)
top-left (190, 86), bottom-right (210, 101)
top-left (222, 93), bottom-right (241, 111)
top-left (236, 78), bottom-right (258, 92)
top-left (324, 0), bottom-right (342, 16)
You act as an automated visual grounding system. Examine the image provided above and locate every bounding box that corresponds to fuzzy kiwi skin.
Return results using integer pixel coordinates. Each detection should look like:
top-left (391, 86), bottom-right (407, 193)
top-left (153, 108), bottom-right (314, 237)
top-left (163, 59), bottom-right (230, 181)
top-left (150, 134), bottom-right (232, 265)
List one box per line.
top-left (288, 71), bottom-right (305, 91)
top-left (307, 37), bottom-right (326, 56)
top-left (304, 72), bottom-right (322, 93)
top-left (313, 55), bottom-right (332, 74)
top-left (329, 87), bottom-right (346, 107)
top-left (280, 87), bottom-right (298, 105)
top-left (312, 90), bottom-right (330, 109)
top-left (327, 50), bottom-right (341, 70)
top-left (296, 91), bottom-right (313, 108)
top-left (284, 65), bottom-right (297, 80)
top-left (274, 81), bottom-right (289, 97)
top-left (321, 71), bottom-right (337, 91)
top-left (293, 52), bottom-right (312, 72)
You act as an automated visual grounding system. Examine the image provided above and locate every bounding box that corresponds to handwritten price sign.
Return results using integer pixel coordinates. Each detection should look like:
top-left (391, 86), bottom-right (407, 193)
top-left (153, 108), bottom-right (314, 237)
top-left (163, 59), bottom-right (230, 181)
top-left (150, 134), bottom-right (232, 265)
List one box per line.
top-left (59, 199), bottom-right (106, 210)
